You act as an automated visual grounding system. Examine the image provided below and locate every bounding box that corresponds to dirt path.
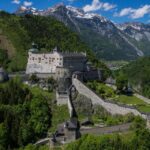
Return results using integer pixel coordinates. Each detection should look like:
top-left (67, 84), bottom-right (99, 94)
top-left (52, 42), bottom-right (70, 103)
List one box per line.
top-left (80, 123), bottom-right (131, 135)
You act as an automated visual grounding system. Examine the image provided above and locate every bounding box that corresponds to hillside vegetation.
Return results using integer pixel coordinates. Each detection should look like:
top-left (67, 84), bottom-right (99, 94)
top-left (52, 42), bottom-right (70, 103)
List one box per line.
top-left (0, 77), bottom-right (70, 149)
top-left (120, 57), bottom-right (150, 98)
top-left (0, 11), bottom-right (109, 76)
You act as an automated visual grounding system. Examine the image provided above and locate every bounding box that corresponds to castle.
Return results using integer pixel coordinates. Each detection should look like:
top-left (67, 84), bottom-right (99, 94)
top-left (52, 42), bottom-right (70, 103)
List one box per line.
top-left (26, 43), bottom-right (87, 79)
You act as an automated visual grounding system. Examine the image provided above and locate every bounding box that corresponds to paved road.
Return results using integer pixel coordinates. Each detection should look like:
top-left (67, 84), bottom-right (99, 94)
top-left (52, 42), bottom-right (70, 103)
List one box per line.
top-left (34, 123), bottom-right (132, 146)
top-left (80, 123), bottom-right (131, 135)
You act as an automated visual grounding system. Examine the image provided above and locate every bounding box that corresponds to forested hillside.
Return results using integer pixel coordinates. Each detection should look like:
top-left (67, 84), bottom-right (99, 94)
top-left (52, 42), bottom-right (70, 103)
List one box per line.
top-left (0, 78), bottom-right (51, 149)
top-left (121, 57), bottom-right (150, 98)
top-left (0, 11), bottom-right (109, 75)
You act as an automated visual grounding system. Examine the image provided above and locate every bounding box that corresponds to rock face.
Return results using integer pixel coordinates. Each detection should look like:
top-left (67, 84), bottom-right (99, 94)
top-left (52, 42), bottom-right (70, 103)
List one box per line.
top-left (116, 22), bottom-right (150, 55)
top-left (0, 68), bottom-right (9, 82)
top-left (15, 4), bottom-right (150, 60)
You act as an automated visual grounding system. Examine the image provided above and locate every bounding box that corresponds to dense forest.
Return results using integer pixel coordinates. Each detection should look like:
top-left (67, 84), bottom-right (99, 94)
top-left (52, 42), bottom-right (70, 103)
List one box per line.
top-left (0, 11), bottom-right (110, 78)
top-left (119, 57), bottom-right (150, 98)
top-left (0, 78), bottom-right (52, 149)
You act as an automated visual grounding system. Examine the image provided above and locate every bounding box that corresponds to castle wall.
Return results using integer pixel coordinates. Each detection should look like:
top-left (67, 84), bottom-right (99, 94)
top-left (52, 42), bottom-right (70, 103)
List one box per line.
top-left (26, 51), bottom-right (63, 74)
top-left (26, 51), bottom-right (87, 78)
top-left (73, 78), bottom-right (147, 119)
top-left (63, 56), bottom-right (86, 72)
top-left (56, 91), bottom-right (69, 105)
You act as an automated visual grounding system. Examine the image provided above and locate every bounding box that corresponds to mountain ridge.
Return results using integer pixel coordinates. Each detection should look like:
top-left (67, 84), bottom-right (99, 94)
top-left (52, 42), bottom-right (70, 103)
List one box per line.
top-left (14, 4), bottom-right (150, 61)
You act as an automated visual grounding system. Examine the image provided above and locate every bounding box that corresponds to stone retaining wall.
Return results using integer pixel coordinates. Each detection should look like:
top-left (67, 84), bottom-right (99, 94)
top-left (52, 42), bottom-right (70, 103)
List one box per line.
top-left (73, 78), bottom-right (147, 119)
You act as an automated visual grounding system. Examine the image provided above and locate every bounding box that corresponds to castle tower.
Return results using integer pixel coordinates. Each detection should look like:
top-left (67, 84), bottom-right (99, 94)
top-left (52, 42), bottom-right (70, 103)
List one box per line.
top-left (28, 42), bottom-right (38, 53)
top-left (53, 46), bottom-right (60, 53)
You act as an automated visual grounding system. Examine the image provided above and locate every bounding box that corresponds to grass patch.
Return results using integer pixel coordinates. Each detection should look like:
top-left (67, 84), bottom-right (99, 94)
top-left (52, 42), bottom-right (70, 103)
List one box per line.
top-left (87, 81), bottom-right (116, 99)
top-left (115, 95), bottom-right (146, 105)
top-left (137, 105), bottom-right (150, 113)
top-left (30, 86), bottom-right (55, 100)
top-left (50, 105), bottom-right (70, 132)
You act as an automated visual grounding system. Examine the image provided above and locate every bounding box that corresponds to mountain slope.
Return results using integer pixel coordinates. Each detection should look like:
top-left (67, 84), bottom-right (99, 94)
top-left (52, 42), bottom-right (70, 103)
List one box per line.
top-left (0, 11), bottom-right (91, 71)
top-left (39, 4), bottom-right (143, 61)
top-left (16, 4), bottom-right (150, 61)
top-left (116, 22), bottom-right (150, 56)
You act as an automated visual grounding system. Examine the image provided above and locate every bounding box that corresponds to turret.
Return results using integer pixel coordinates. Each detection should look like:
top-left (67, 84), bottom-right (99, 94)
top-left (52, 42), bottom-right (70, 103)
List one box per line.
top-left (28, 42), bottom-right (39, 53)
top-left (53, 46), bottom-right (60, 53)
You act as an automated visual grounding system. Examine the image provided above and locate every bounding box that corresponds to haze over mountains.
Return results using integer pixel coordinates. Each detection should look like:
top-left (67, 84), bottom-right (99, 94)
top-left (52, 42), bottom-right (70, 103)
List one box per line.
top-left (15, 4), bottom-right (150, 61)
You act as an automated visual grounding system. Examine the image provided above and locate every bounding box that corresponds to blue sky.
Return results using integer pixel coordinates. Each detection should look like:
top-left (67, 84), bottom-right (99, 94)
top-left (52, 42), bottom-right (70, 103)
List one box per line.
top-left (0, 0), bottom-right (150, 23)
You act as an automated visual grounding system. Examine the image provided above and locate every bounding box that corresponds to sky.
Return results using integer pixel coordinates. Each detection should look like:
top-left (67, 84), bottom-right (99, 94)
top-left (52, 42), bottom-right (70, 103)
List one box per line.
top-left (0, 0), bottom-right (150, 23)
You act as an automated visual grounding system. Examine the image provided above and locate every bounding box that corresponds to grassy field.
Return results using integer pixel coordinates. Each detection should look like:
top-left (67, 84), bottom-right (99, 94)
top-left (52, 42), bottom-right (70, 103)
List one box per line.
top-left (137, 105), bottom-right (150, 113)
top-left (87, 81), bottom-right (150, 113)
top-left (115, 95), bottom-right (146, 105)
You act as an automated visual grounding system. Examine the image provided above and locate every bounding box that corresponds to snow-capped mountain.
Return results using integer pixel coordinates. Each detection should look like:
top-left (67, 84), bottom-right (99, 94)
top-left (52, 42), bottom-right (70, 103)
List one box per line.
top-left (15, 4), bottom-right (150, 60)
top-left (15, 6), bottom-right (42, 16)
top-left (116, 23), bottom-right (150, 40)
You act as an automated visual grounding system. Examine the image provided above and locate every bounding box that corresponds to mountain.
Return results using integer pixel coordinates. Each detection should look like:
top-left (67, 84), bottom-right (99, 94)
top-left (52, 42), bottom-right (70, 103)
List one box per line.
top-left (15, 4), bottom-right (150, 61)
top-left (15, 6), bottom-right (40, 16)
top-left (116, 22), bottom-right (150, 55)
top-left (0, 11), bottom-right (90, 71)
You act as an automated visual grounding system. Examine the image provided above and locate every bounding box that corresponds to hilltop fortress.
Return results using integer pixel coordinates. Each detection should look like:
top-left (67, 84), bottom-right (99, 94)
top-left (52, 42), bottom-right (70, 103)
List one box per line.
top-left (26, 43), bottom-right (102, 81)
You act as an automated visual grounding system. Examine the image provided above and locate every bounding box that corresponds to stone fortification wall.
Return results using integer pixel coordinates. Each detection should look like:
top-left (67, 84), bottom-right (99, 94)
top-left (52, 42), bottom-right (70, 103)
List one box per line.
top-left (26, 51), bottom-right (63, 74)
top-left (73, 78), bottom-right (147, 119)
top-left (56, 91), bottom-right (69, 105)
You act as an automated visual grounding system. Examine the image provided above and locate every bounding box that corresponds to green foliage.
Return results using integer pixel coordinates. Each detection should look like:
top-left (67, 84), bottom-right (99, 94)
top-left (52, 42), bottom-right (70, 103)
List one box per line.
top-left (93, 105), bottom-right (135, 126)
top-left (29, 74), bottom-right (39, 83)
top-left (116, 72), bottom-right (128, 92)
top-left (50, 105), bottom-right (70, 132)
top-left (65, 134), bottom-right (130, 150)
top-left (0, 123), bottom-right (8, 150)
top-left (19, 144), bottom-right (49, 150)
top-left (47, 77), bottom-right (57, 92)
top-left (121, 57), bottom-right (150, 98)
top-left (0, 78), bottom-right (52, 149)
top-left (87, 81), bottom-right (116, 99)
top-left (131, 116), bottom-right (146, 134)
top-left (115, 95), bottom-right (146, 105)
top-left (0, 49), bottom-right (9, 68)
top-left (65, 119), bottom-right (150, 150)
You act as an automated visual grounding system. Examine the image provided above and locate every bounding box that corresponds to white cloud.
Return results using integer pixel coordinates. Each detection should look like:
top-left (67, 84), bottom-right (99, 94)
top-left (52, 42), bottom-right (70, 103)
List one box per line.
top-left (115, 5), bottom-right (150, 19)
top-left (114, 8), bottom-right (134, 17)
top-left (12, 0), bottom-right (20, 4)
top-left (23, 1), bottom-right (33, 7)
top-left (83, 0), bottom-right (116, 12)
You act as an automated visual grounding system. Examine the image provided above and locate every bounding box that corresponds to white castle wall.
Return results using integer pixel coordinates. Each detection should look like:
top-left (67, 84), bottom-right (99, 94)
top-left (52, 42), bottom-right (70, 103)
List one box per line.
top-left (73, 78), bottom-right (147, 119)
top-left (26, 51), bottom-right (63, 74)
